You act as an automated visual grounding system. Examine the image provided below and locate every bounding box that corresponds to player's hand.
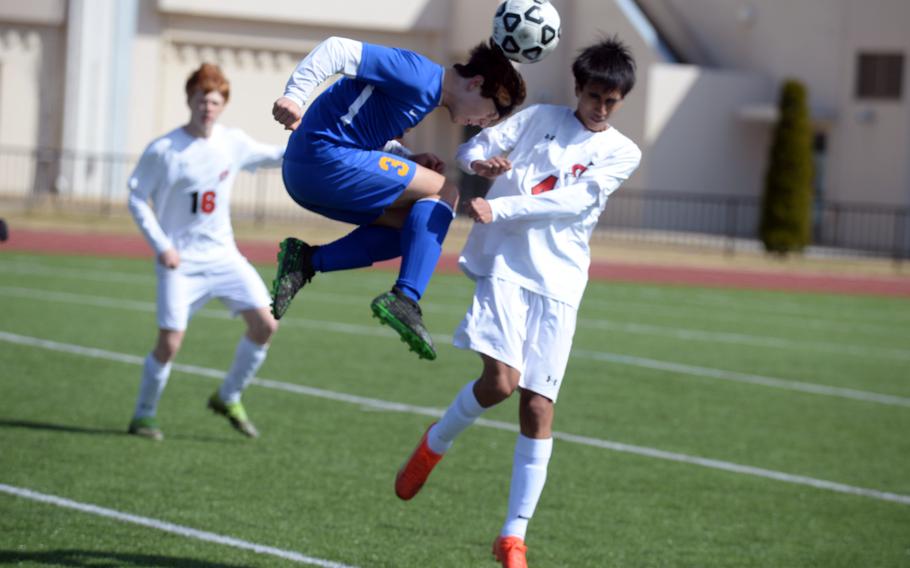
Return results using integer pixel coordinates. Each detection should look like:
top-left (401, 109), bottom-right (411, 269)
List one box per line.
top-left (272, 97), bottom-right (303, 131)
top-left (411, 152), bottom-right (446, 174)
top-left (158, 248), bottom-right (180, 269)
top-left (466, 197), bottom-right (493, 224)
top-left (470, 157), bottom-right (511, 179)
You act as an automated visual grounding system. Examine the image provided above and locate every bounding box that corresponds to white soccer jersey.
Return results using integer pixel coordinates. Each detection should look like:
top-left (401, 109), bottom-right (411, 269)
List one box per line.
top-left (127, 124), bottom-right (284, 270)
top-left (456, 104), bottom-right (641, 308)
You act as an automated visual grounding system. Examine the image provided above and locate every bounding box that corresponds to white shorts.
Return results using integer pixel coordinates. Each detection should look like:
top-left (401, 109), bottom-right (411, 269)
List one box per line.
top-left (453, 276), bottom-right (578, 402)
top-left (156, 257), bottom-right (271, 331)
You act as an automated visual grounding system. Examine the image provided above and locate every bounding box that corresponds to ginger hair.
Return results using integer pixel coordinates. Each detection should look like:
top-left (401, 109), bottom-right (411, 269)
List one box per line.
top-left (185, 63), bottom-right (230, 102)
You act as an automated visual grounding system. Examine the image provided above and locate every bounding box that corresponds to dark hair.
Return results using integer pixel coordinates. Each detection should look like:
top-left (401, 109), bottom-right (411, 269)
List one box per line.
top-left (572, 37), bottom-right (636, 96)
top-left (185, 63), bottom-right (230, 102)
top-left (453, 40), bottom-right (526, 118)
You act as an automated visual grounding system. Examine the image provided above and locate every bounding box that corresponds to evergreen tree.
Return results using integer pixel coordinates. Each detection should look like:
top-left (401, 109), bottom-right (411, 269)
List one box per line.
top-left (759, 79), bottom-right (814, 254)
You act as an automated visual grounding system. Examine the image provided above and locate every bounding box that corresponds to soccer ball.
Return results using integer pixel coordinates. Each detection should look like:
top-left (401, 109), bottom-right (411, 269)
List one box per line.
top-left (492, 0), bottom-right (561, 64)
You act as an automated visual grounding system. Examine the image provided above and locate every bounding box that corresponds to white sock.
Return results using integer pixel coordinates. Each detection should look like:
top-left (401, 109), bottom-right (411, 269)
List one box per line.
top-left (427, 380), bottom-right (485, 454)
top-left (218, 336), bottom-right (268, 404)
top-left (133, 352), bottom-right (172, 418)
top-left (500, 435), bottom-right (553, 540)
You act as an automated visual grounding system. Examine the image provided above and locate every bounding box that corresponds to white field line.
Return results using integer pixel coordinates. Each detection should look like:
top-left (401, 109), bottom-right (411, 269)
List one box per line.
top-left (7, 260), bottom-right (910, 324)
top-left (1, 331), bottom-right (910, 508)
top-left (574, 350), bottom-right (910, 407)
top-left (1, 285), bottom-right (908, 408)
top-left (0, 484), bottom-right (357, 568)
top-left (3, 259), bottom-right (907, 335)
top-left (574, 319), bottom-right (910, 361)
top-left (683, 289), bottom-right (910, 325)
top-left (3, 275), bottom-right (910, 365)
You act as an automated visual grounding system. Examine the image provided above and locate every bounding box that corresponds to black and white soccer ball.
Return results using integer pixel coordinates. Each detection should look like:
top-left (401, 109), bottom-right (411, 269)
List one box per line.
top-left (492, 0), bottom-right (561, 64)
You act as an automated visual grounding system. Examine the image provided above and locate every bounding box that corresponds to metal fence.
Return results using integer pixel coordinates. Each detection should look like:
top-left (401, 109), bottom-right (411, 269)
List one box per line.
top-left (2, 145), bottom-right (908, 260)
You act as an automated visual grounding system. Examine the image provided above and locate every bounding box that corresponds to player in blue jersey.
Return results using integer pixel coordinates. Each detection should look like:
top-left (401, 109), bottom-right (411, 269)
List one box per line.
top-left (270, 36), bottom-right (525, 360)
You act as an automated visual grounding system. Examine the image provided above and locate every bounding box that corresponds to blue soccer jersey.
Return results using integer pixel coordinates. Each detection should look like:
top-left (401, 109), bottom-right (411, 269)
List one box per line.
top-left (300, 43), bottom-right (444, 150)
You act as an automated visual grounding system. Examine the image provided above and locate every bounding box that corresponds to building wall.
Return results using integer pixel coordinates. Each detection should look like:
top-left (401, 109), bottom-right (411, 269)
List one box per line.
top-left (644, 64), bottom-right (772, 195)
top-left (651, 0), bottom-right (910, 206)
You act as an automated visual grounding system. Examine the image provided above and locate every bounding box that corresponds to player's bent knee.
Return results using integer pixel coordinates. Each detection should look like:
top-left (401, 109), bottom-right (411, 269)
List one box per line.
top-left (395, 165), bottom-right (447, 206)
top-left (153, 335), bottom-right (182, 363)
top-left (519, 391), bottom-right (554, 436)
top-left (244, 310), bottom-right (278, 344)
top-left (523, 392), bottom-right (554, 420)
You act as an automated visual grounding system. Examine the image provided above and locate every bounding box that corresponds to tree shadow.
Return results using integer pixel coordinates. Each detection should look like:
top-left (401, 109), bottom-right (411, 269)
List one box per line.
top-left (0, 549), bottom-right (256, 567)
top-left (0, 420), bottom-right (123, 436)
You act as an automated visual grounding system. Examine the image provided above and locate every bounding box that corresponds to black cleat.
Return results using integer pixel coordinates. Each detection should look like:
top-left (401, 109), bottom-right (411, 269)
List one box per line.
top-left (370, 287), bottom-right (437, 360)
top-left (270, 238), bottom-right (317, 320)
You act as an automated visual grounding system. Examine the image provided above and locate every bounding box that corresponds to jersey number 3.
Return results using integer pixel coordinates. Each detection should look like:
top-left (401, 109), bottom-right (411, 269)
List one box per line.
top-left (190, 191), bottom-right (216, 214)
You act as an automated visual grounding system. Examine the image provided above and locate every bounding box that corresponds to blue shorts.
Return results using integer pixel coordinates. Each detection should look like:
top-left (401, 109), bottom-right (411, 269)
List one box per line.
top-left (282, 134), bottom-right (417, 225)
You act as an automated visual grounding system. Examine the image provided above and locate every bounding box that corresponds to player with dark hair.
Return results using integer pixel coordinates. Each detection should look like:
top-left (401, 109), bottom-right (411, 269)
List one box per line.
top-left (270, 37), bottom-right (526, 360)
top-left (126, 63), bottom-right (284, 441)
top-left (394, 38), bottom-right (642, 567)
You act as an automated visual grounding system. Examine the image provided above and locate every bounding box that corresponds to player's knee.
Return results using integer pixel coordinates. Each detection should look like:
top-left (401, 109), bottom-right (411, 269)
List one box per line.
top-left (519, 392), bottom-right (554, 436)
top-left (153, 340), bottom-right (180, 363)
top-left (248, 317), bottom-right (278, 344)
top-left (523, 393), bottom-right (553, 422)
top-left (478, 368), bottom-right (519, 401)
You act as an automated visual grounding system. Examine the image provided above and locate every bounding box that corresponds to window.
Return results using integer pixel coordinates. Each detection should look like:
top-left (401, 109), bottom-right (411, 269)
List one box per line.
top-left (856, 53), bottom-right (904, 100)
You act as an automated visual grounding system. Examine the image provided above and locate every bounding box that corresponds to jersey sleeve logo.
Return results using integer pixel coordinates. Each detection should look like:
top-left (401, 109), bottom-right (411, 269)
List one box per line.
top-left (379, 156), bottom-right (410, 177)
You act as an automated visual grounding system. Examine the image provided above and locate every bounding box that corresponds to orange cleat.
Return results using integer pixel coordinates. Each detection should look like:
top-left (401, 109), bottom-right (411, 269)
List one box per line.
top-left (492, 536), bottom-right (528, 568)
top-left (395, 423), bottom-right (443, 500)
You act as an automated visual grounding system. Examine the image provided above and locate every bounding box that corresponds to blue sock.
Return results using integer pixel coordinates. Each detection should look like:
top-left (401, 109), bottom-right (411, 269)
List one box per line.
top-left (396, 198), bottom-right (454, 302)
top-left (312, 225), bottom-right (402, 273)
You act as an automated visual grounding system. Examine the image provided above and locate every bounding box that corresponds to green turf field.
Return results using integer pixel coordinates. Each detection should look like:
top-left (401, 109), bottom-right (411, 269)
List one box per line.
top-left (1, 251), bottom-right (908, 567)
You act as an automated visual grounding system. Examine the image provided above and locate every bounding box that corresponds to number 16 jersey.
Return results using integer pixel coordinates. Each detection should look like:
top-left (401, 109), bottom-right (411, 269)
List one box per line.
top-left (127, 124), bottom-right (283, 270)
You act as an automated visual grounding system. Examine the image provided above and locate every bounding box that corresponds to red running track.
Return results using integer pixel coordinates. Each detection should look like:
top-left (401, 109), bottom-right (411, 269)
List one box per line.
top-left (2, 227), bottom-right (909, 298)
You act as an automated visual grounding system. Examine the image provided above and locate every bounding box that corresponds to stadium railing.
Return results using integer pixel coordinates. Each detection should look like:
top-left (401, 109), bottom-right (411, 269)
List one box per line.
top-left (1, 146), bottom-right (908, 262)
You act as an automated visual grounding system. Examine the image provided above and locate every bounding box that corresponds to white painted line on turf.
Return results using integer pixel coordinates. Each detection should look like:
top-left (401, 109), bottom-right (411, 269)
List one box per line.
top-left (1, 286), bottom-right (907, 407)
top-left (2, 331), bottom-right (909, 508)
top-left (7, 257), bottom-right (908, 326)
top-left (575, 319), bottom-right (910, 361)
top-left (575, 350), bottom-right (910, 408)
top-left (3, 258), bottom-right (909, 349)
top-left (0, 483), bottom-right (358, 568)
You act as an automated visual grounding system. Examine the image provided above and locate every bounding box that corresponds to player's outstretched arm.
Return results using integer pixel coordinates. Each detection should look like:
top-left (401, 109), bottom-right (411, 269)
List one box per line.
top-left (274, 36), bottom-right (364, 130)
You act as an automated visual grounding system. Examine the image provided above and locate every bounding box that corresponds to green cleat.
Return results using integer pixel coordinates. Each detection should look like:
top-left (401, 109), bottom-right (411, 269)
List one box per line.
top-left (207, 392), bottom-right (259, 438)
top-left (270, 237), bottom-right (317, 320)
top-left (128, 416), bottom-right (163, 441)
top-left (370, 287), bottom-right (437, 361)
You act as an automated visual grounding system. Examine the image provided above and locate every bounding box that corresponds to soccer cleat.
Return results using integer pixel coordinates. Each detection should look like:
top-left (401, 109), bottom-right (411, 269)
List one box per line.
top-left (492, 536), bottom-right (528, 568)
top-left (127, 416), bottom-right (163, 441)
top-left (371, 287), bottom-right (437, 360)
top-left (207, 392), bottom-right (259, 438)
top-left (395, 423), bottom-right (443, 500)
top-left (270, 237), bottom-right (317, 320)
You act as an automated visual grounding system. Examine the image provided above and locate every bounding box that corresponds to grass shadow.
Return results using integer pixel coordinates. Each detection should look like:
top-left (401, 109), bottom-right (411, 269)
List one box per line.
top-left (0, 549), bottom-right (256, 567)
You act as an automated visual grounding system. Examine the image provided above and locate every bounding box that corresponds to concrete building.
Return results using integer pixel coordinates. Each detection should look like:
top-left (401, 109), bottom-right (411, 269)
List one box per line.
top-left (0, 0), bottom-right (907, 244)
